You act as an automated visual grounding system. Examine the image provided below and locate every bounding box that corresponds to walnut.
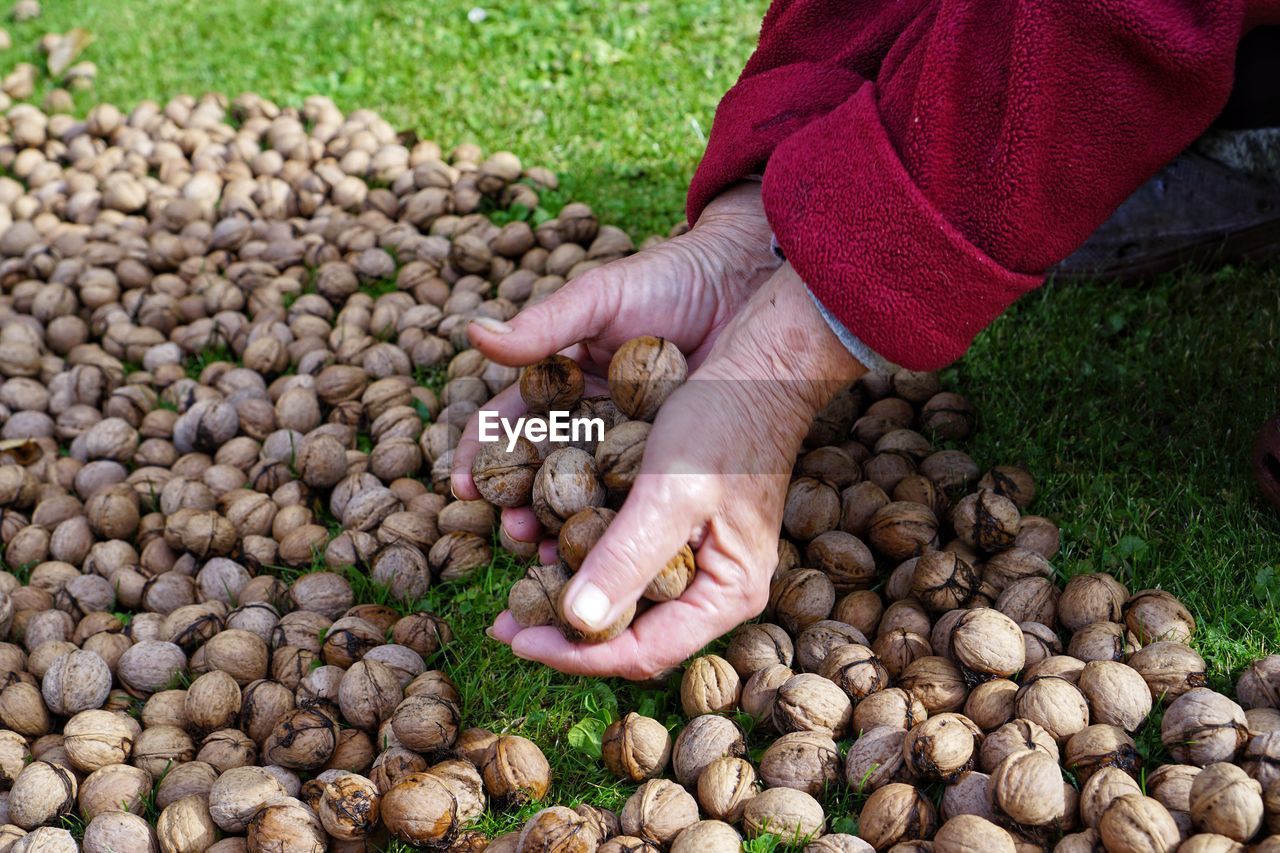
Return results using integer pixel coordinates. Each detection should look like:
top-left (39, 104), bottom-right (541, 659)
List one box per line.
top-left (769, 569), bottom-right (836, 634)
top-left (557, 506), bottom-right (615, 571)
top-left (807, 531), bottom-right (877, 592)
top-left (964, 680), bottom-right (1019, 732)
top-left (697, 756), bottom-right (758, 823)
top-left (868, 502), bottom-right (937, 560)
top-left (845, 726), bottom-right (908, 793)
top-left (671, 819), bottom-right (742, 853)
top-left (532, 447), bottom-right (606, 533)
top-left (903, 713), bottom-right (980, 782)
top-left (989, 748), bottom-right (1066, 826)
top-left (1080, 767), bottom-right (1144, 829)
top-left (1161, 689), bottom-right (1248, 766)
top-left (941, 771), bottom-right (998, 824)
top-left (81, 811), bottom-right (157, 853)
top-left (602, 712), bottom-right (671, 782)
top-left (1098, 795), bottom-right (1180, 853)
top-left (855, 688), bottom-right (929, 733)
top-left (785, 477), bottom-right (842, 541)
top-left (932, 815), bottom-right (1016, 853)
top-left (909, 551), bottom-right (978, 613)
top-left (40, 649), bottom-right (111, 715)
top-left (595, 420), bottom-right (649, 492)
top-left (520, 354), bottom-right (585, 413)
top-left (671, 714), bottom-right (745, 788)
top-left (380, 772), bottom-right (460, 847)
top-left (949, 608), bottom-right (1026, 679)
top-left (1058, 574), bottom-right (1129, 633)
top-left (857, 783), bottom-right (937, 850)
top-left (481, 735), bottom-right (551, 805)
top-left (900, 657), bottom-right (969, 715)
top-left (1014, 677), bottom-right (1090, 744)
top-left (264, 708), bottom-right (338, 770)
top-left (208, 766), bottom-right (289, 833)
top-left (873, 629), bottom-right (933, 681)
top-left (774, 673), bottom-right (852, 737)
top-left (1063, 724), bottom-right (1140, 785)
top-left (607, 336), bottom-right (687, 421)
top-left (1123, 589), bottom-right (1195, 645)
top-left (1077, 661), bottom-right (1153, 733)
top-left (741, 664), bottom-right (794, 731)
top-left (645, 545), bottom-right (695, 602)
top-left (518, 806), bottom-right (594, 853)
top-left (509, 563), bottom-right (571, 629)
top-left (950, 490), bottom-right (1020, 553)
top-left (620, 778), bottom-right (700, 845)
top-left (9, 761), bottom-right (76, 830)
top-left (725, 623), bottom-right (794, 676)
top-left (743, 786), bottom-right (826, 842)
top-left (338, 659), bottom-right (404, 732)
top-left (1237, 655), bottom-right (1280, 710)
top-left (471, 437), bottom-right (542, 507)
top-left (246, 796), bottom-right (327, 852)
top-left (1188, 763), bottom-right (1264, 841)
top-left (796, 621), bottom-right (870, 674)
top-left (820, 643), bottom-right (889, 701)
top-left (317, 772), bottom-right (381, 841)
top-left (832, 590), bottom-right (885, 638)
top-left (979, 718), bottom-right (1059, 774)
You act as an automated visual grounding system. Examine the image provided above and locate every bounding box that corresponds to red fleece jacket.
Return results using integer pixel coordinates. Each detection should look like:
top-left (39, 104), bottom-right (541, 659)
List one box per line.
top-left (687, 0), bottom-right (1280, 370)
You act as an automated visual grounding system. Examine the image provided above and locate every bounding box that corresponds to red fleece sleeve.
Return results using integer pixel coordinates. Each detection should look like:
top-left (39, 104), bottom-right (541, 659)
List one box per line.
top-left (689, 0), bottom-right (1280, 370)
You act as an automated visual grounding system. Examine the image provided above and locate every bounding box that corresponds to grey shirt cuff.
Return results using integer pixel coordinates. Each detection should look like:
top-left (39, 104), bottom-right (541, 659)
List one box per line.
top-left (769, 235), bottom-right (891, 373)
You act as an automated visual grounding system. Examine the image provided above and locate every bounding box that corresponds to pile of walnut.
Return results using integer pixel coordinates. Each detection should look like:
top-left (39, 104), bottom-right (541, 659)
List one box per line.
top-left (0, 85), bottom-right (673, 852)
top-left (0, 59), bottom-right (1277, 853)
top-left (481, 364), bottom-right (1280, 853)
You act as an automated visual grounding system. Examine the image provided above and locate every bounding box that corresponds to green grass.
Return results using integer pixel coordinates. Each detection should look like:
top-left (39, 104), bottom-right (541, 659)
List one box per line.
top-left (14, 0), bottom-right (1280, 845)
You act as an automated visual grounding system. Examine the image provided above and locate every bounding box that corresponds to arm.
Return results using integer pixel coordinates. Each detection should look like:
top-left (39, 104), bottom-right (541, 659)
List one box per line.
top-left (692, 0), bottom-right (1280, 370)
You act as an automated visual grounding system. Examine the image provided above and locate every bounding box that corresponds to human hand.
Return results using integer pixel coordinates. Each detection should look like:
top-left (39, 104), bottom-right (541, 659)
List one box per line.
top-left (450, 182), bottom-right (780, 547)
top-left (488, 263), bottom-right (867, 679)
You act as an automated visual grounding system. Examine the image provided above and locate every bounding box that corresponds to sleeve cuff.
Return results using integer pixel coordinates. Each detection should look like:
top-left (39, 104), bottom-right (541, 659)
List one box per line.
top-left (761, 83), bottom-right (1044, 371)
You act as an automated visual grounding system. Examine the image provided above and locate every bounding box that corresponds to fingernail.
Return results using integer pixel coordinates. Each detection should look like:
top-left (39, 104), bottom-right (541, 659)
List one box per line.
top-left (471, 317), bottom-right (513, 335)
top-left (571, 582), bottom-right (611, 629)
top-left (484, 627), bottom-right (496, 640)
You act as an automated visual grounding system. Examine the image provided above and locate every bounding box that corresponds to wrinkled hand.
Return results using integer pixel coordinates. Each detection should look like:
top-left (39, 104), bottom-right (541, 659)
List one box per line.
top-left (451, 182), bottom-right (779, 548)
top-left (489, 265), bottom-right (866, 679)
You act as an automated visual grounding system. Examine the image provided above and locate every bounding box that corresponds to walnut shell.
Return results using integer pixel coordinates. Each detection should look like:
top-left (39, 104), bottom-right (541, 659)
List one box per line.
top-left (951, 490), bottom-right (1020, 553)
top-left (620, 778), bottom-right (700, 846)
top-left (9, 761), bottom-right (76, 830)
top-left (1129, 643), bottom-right (1207, 704)
top-left (980, 718), bottom-right (1059, 773)
top-left (1077, 661), bottom-right (1153, 733)
top-left (1059, 574), bottom-right (1129, 633)
top-left (797, 621), bottom-right (870, 674)
top-left (607, 336), bottom-right (687, 421)
top-left (602, 712), bottom-right (671, 782)
top-left (911, 551), bottom-right (981, 613)
top-left (1014, 677), bottom-right (1090, 744)
top-left (380, 772), bottom-right (459, 846)
top-left (743, 786), bottom-right (826, 842)
top-left (989, 748), bottom-right (1066, 826)
top-left (697, 756), bottom-right (758, 823)
top-left (949, 609), bottom-right (1026, 678)
top-left (858, 783), bottom-right (938, 851)
top-left (868, 502), bottom-right (938, 561)
top-left (964, 680), bottom-right (1019, 732)
top-left (1099, 794), bottom-right (1180, 853)
top-left (774, 673), bottom-right (852, 737)
top-left (208, 766), bottom-right (289, 833)
top-left (1123, 590), bottom-right (1195, 645)
top-left (1063, 724), bottom-right (1141, 785)
top-left (846, 726), bottom-right (909, 793)
top-left (520, 355), bottom-right (585, 413)
top-left (900, 657), bottom-right (969, 715)
top-left (481, 735), bottom-right (551, 805)
top-left (509, 563), bottom-right (571, 629)
top-left (518, 805), bottom-right (594, 853)
top-left (725, 623), bottom-right (794, 676)
top-left (1188, 763), bottom-right (1263, 842)
top-left (645, 545), bottom-right (695, 602)
top-left (671, 819), bottom-right (742, 853)
top-left (855, 688), bottom-right (929, 733)
top-left (769, 569), bottom-right (836, 634)
top-left (41, 649), bottom-right (111, 715)
top-left (532, 447), bottom-right (606, 533)
top-left (904, 713), bottom-right (979, 782)
top-left (317, 772), bottom-right (380, 841)
top-left (471, 437), bottom-right (542, 508)
top-left (1161, 689), bottom-right (1248, 767)
top-left (1236, 656), bottom-right (1280, 710)
top-left (155, 796), bottom-right (218, 853)
top-left (1081, 767), bottom-right (1144, 829)
top-left (671, 714), bottom-right (745, 788)
top-left (932, 815), bottom-right (1016, 853)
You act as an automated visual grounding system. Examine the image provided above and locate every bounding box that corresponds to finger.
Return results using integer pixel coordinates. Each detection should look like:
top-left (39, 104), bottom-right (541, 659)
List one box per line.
top-left (490, 610), bottom-right (522, 644)
top-left (538, 538), bottom-right (558, 565)
top-left (468, 273), bottom-right (619, 366)
top-left (500, 507), bottom-right (542, 543)
top-left (510, 572), bottom-right (744, 679)
top-left (449, 383), bottom-right (528, 500)
top-left (559, 473), bottom-right (704, 637)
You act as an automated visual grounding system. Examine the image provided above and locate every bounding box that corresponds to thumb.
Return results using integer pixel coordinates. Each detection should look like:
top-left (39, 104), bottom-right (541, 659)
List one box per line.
top-left (468, 273), bottom-right (618, 366)
top-left (560, 474), bottom-right (703, 634)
